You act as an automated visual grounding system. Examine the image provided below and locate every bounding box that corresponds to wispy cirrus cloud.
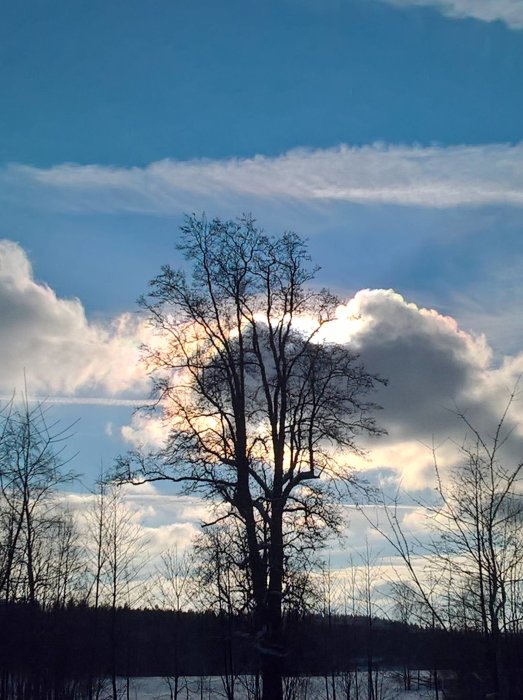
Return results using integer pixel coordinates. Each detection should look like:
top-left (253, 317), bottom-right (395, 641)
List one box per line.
top-left (379, 0), bottom-right (523, 29)
top-left (0, 395), bottom-right (151, 407)
top-left (4, 142), bottom-right (523, 213)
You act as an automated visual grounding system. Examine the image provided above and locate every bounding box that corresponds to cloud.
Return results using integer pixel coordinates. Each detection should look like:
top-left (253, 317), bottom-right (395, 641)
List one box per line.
top-left (0, 239), bottom-right (150, 396)
top-left (4, 237), bottom-right (521, 494)
top-left (121, 412), bottom-right (169, 451)
top-left (61, 487), bottom-right (204, 598)
top-left (333, 290), bottom-right (492, 432)
top-left (380, 0), bottom-right (523, 29)
top-left (141, 522), bottom-right (199, 558)
top-left (124, 289), bottom-right (523, 490)
top-left (0, 395), bottom-right (151, 406)
top-left (327, 290), bottom-right (523, 486)
top-left (4, 142), bottom-right (523, 212)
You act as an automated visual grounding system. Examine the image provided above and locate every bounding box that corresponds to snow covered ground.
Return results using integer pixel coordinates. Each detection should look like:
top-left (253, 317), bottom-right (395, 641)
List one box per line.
top-left (111, 672), bottom-right (437, 700)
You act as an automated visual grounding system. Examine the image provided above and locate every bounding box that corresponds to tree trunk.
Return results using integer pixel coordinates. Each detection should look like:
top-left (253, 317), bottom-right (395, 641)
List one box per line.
top-left (261, 652), bottom-right (283, 700)
top-left (261, 504), bottom-right (284, 700)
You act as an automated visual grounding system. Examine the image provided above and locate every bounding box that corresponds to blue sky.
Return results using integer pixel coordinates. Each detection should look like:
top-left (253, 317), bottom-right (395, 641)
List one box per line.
top-left (3, 0), bottom-right (523, 167)
top-left (2, 0), bottom-right (523, 555)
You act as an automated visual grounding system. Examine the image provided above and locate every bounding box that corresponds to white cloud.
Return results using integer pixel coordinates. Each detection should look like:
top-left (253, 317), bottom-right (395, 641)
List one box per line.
top-left (380, 0), bottom-right (523, 29)
top-left (63, 487), bottom-right (207, 535)
top-left (0, 239), bottom-right (150, 396)
top-left (329, 290), bottom-right (523, 486)
top-left (122, 288), bottom-right (523, 491)
top-left (121, 411), bottom-right (168, 450)
top-left (141, 522), bottom-right (199, 557)
top-left (0, 395), bottom-right (151, 406)
top-left (2, 240), bottom-right (521, 495)
top-left (333, 289), bottom-right (493, 429)
top-left (4, 142), bottom-right (523, 212)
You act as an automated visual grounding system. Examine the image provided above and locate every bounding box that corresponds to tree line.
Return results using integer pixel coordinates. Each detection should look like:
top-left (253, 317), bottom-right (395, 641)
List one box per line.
top-left (3, 600), bottom-right (516, 700)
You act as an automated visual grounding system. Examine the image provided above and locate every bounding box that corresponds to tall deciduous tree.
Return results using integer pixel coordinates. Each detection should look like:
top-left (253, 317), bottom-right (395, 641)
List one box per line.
top-left (118, 215), bottom-right (384, 700)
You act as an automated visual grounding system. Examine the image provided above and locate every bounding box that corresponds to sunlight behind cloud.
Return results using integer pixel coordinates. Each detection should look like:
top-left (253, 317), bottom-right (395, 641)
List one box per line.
top-left (121, 287), bottom-right (523, 493)
top-left (2, 238), bottom-right (523, 501)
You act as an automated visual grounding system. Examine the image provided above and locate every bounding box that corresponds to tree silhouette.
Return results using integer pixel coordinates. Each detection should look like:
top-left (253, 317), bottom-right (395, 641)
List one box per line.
top-left (118, 214), bottom-right (385, 700)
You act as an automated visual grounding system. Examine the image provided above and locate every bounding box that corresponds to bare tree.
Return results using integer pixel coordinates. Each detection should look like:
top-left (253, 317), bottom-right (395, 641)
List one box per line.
top-left (85, 480), bottom-right (148, 700)
top-left (104, 484), bottom-right (148, 700)
top-left (319, 557), bottom-right (341, 700)
top-left (429, 397), bottom-right (523, 699)
top-left (41, 506), bottom-right (85, 608)
top-left (194, 521), bottom-right (255, 618)
top-left (194, 521), bottom-right (257, 700)
top-left (152, 546), bottom-right (194, 700)
top-left (0, 396), bottom-right (84, 700)
top-left (367, 387), bottom-right (523, 700)
top-left (117, 214), bottom-right (385, 700)
top-left (355, 542), bottom-right (383, 700)
top-left (0, 396), bottom-right (76, 606)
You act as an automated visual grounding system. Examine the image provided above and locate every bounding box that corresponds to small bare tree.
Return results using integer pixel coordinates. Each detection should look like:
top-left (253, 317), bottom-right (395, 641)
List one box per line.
top-left (367, 387), bottom-right (523, 700)
top-left (0, 396), bottom-right (76, 606)
top-left (152, 546), bottom-right (194, 700)
top-left (85, 480), bottom-right (148, 700)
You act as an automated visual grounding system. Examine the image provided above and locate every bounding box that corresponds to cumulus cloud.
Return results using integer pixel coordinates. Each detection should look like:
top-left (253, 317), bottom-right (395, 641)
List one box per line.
top-left (121, 412), bottom-right (169, 450)
top-left (142, 522), bottom-right (199, 558)
top-left (65, 483), bottom-right (209, 532)
top-left (326, 290), bottom-right (523, 486)
top-left (5, 234), bottom-right (519, 493)
top-left (0, 239), bottom-right (150, 396)
top-left (332, 290), bottom-right (493, 432)
top-left (124, 289), bottom-right (523, 490)
top-left (380, 0), bottom-right (523, 29)
top-left (4, 142), bottom-right (523, 212)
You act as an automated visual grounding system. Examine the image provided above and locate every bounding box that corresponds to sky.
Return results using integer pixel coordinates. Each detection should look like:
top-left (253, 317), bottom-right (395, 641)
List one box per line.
top-left (2, 0), bottom-right (523, 562)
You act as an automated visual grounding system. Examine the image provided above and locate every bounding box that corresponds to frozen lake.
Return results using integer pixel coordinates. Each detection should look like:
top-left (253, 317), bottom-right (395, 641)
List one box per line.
top-left (108, 672), bottom-right (437, 700)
